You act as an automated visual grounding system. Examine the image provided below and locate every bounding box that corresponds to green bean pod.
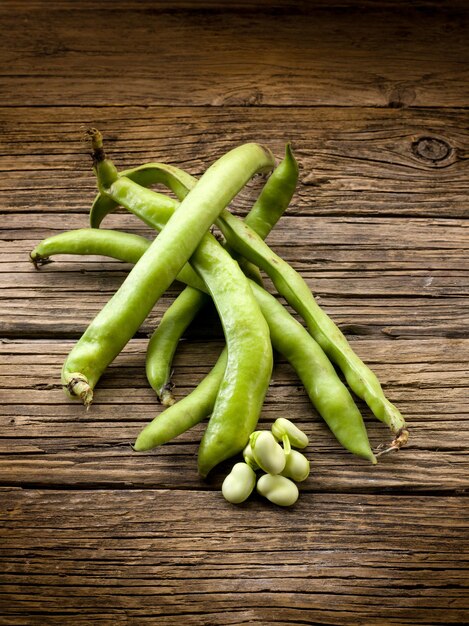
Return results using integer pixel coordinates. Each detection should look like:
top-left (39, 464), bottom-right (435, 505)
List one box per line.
top-left (146, 286), bottom-right (208, 406)
top-left (228, 143), bottom-right (299, 284)
top-left (89, 161), bottom-right (193, 228)
top-left (30, 228), bottom-right (151, 266)
top-left (61, 130), bottom-right (275, 410)
top-left (30, 228), bottom-right (206, 294)
top-left (192, 236), bottom-right (272, 477)
top-left (91, 167), bottom-right (209, 406)
top-left (31, 229), bottom-right (204, 293)
top-left (250, 282), bottom-right (376, 462)
top-left (244, 143), bottom-right (298, 240)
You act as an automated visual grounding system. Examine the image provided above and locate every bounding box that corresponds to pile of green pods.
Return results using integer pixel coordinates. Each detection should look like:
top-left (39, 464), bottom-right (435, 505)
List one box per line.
top-left (30, 129), bottom-right (409, 499)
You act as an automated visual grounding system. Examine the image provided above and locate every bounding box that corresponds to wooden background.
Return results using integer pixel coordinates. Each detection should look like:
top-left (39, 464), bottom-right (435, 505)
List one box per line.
top-left (1, 1), bottom-right (468, 624)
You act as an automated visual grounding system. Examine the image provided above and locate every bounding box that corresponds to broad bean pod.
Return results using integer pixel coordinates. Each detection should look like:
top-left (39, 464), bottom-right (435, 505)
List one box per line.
top-left (145, 286), bottom-right (207, 405)
top-left (135, 348), bottom-right (228, 451)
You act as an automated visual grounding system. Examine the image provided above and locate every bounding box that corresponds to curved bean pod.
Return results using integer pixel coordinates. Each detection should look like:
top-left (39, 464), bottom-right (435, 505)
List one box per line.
top-left (91, 165), bottom-right (213, 407)
top-left (244, 143), bottom-right (298, 240)
top-left (191, 235), bottom-right (272, 477)
top-left (147, 287), bottom-right (209, 405)
top-left (249, 282), bottom-right (376, 461)
top-left (89, 161), bottom-right (193, 228)
top-left (30, 229), bottom-right (206, 293)
top-left (30, 228), bottom-right (151, 266)
top-left (146, 286), bottom-right (208, 406)
top-left (135, 348), bottom-right (228, 451)
top-left (228, 143), bottom-right (299, 284)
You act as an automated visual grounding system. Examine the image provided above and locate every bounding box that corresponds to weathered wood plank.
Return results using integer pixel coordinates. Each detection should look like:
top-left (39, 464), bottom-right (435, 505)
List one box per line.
top-left (7, 0), bottom-right (469, 9)
top-left (1, 107), bottom-right (468, 218)
top-left (1, 1), bottom-right (467, 622)
top-left (0, 489), bottom-right (467, 624)
top-left (0, 2), bottom-right (467, 107)
top-left (1, 211), bottom-right (467, 338)
top-left (2, 285), bottom-right (467, 339)
top-left (0, 338), bottom-right (467, 492)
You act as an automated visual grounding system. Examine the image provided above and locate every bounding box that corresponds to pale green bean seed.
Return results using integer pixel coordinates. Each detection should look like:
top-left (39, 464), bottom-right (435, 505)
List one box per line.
top-left (222, 462), bottom-right (257, 504)
top-left (243, 442), bottom-right (259, 471)
top-left (256, 474), bottom-right (299, 507)
top-left (281, 450), bottom-right (310, 482)
top-left (250, 431), bottom-right (286, 475)
top-left (271, 417), bottom-right (309, 449)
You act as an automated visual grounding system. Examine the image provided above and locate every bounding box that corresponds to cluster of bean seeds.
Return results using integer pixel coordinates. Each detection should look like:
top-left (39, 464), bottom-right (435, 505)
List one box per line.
top-left (221, 418), bottom-right (309, 506)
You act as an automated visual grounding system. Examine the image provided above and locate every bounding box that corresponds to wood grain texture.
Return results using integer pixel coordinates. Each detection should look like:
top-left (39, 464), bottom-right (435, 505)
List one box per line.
top-left (0, 338), bottom-right (467, 492)
top-left (1, 1), bottom-right (468, 623)
top-left (1, 106), bottom-right (468, 218)
top-left (1, 489), bottom-right (468, 625)
top-left (1, 210), bottom-right (468, 339)
top-left (0, 2), bottom-right (468, 107)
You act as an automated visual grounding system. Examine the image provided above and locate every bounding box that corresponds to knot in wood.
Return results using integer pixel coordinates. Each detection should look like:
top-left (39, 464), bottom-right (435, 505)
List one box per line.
top-left (412, 137), bottom-right (451, 162)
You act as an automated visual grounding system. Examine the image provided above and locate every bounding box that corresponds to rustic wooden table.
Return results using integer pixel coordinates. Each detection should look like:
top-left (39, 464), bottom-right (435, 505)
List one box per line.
top-left (1, 1), bottom-right (468, 624)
